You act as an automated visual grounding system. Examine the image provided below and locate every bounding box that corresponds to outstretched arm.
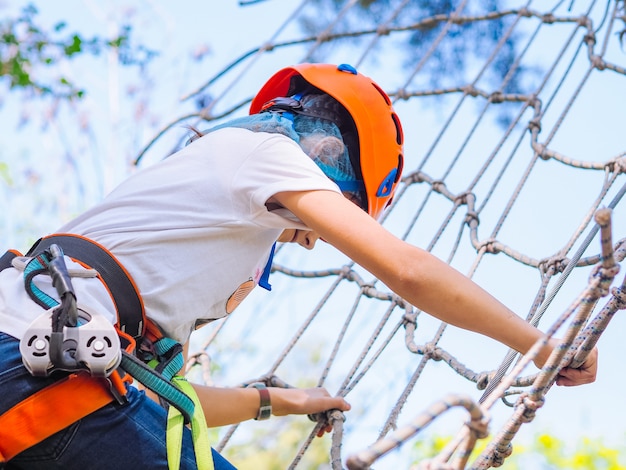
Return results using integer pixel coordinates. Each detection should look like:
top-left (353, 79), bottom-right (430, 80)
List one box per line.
top-left (191, 384), bottom-right (350, 432)
top-left (272, 189), bottom-right (597, 386)
top-left (178, 344), bottom-right (350, 430)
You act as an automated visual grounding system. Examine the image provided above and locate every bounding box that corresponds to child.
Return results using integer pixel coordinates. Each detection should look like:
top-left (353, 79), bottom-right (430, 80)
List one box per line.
top-left (0, 63), bottom-right (596, 469)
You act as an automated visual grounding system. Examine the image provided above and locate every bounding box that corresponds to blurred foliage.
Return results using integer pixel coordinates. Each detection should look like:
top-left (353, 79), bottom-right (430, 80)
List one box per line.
top-left (529, 434), bottom-right (626, 470)
top-left (300, 0), bottom-right (529, 91)
top-left (222, 418), bottom-right (331, 470)
top-left (0, 3), bottom-right (155, 100)
top-left (411, 432), bottom-right (626, 469)
top-left (299, 0), bottom-right (539, 127)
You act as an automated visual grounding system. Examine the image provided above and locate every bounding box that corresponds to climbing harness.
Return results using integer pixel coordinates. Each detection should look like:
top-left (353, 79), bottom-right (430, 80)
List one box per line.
top-left (0, 234), bottom-right (214, 470)
top-left (19, 244), bottom-right (121, 378)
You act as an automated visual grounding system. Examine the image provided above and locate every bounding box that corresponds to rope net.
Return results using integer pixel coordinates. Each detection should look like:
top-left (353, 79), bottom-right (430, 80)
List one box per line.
top-left (141, 1), bottom-right (626, 468)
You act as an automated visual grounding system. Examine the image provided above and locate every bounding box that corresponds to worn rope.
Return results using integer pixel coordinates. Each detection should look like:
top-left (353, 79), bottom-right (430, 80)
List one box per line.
top-left (160, 2), bottom-right (626, 468)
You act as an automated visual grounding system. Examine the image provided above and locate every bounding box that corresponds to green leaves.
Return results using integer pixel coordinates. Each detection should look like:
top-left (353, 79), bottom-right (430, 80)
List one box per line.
top-left (63, 35), bottom-right (82, 56)
top-left (0, 3), bottom-right (153, 100)
top-left (0, 162), bottom-right (12, 186)
top-left (410, 432), bottom-right (626, 469)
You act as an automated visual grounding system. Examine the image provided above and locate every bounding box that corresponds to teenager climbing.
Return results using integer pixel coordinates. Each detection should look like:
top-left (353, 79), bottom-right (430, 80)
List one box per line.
top-left (0, 63), bottom-right (597, 469)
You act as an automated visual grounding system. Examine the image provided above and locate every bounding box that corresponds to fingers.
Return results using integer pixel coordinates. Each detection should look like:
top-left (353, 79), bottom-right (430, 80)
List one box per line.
top-left (328, 395), bottom-right (351, 412)
top-left (316, 424), bottom-right (333, 437)
top-left (302, 388), bottom-right (351, 413)
top-left (271, 387), bottom-right (351, 416)
top-left (556, 367), bottom-right (595, 386)
top-left (556, 347), bottom-right (598, 386)
top-left (265, 387), bottom-right (350, 438)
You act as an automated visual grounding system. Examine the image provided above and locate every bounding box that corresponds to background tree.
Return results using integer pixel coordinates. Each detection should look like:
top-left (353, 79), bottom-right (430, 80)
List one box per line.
top-left (299, 0), bottom-right (528, 90)
top-left (1, 4), bottom-right (153, 103)
top-left (0, 3), bottom-right (154, 247)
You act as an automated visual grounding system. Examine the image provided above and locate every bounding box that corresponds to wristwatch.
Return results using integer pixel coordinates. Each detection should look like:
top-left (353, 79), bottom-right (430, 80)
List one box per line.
top-left (247, 382), bottom-right (272, 421)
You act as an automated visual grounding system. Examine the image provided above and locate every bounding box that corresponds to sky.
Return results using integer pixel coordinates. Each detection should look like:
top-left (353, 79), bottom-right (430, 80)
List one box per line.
top-left (2, 1), bottom-right (626, 468)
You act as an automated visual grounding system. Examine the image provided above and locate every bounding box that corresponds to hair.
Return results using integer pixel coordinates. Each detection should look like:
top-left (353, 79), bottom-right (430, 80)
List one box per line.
top-left (185, 125), bottom-right (205, 144)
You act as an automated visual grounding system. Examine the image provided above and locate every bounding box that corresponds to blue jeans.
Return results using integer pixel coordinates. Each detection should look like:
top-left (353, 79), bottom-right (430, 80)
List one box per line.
top-left (0, 333), bottom-right (236, 469)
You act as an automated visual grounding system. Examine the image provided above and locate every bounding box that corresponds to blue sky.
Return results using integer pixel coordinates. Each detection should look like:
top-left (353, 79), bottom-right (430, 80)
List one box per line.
top-left (2, 1), bottom-right (626, 467)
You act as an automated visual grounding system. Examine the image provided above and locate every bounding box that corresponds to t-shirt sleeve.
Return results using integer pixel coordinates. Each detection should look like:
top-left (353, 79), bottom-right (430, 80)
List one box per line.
top-left (230, 131), bottom-right (342, 227)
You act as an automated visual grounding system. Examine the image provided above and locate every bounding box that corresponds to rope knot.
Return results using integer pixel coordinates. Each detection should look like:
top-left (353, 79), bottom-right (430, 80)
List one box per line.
top-left (520, 394), bottom-right (545, 422)
top-left (591, 55), bottom-right (606, 70)
top-left (478, 238), bottom-right (498, 254)
top-left (464, 84), bottom-right (479, 97)
top-left (538, 256), bottom-right (568, 275)
top-left (308, 408), bottom-right (345, 427)
top-left (476, 371), bottom-right (493, 390)
top-left (528, 117), bottom-right (542, 133)
top-left (583, 31), bottom-right (596, 47)
top-left (423, 342), bottom-right (443, 361)
top-left (394, 88), bottom-right (409, 101)
top-left (464, 209), bottom-right (479, 227)
top-left (611, 286), bottom-right (626, 309)
top-left (402, 311), bottom-right (417, 327)
top-left (466, 419), bottom-right (489, 439)
top-left (376, 25), bottom-right (391, 36)
top-left (317, 31), bottom-right (332, 43)
top-left (431, 180), bottom-right (446, 193)
top-left (589, 264), bottom-right (620, 297)
top-left (489, 91), bottom-right (504, 103)
top-left (607, 155), bottom-right (626, 174)
top-left (492, 442), bottom-right (513, 465)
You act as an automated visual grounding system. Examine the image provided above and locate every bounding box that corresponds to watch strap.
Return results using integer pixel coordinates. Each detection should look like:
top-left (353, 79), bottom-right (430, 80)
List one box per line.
top-left (248, 382), bottom-right (271, 421)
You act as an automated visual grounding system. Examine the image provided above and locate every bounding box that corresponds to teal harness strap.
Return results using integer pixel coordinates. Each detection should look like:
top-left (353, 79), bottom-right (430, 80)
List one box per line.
top-left (26, 235), bottom-right (146, 340)
top-left (141, 338), bottom-right (215, 470)
top-left (152, 337), bottom-right (185, 380)
top-left (119, 351), bottom-right (195, 424)
top-left (23, 254), bottom-right (59, 309)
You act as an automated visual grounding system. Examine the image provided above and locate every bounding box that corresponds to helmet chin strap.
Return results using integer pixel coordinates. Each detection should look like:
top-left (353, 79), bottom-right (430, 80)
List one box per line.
top-left (259, 96), bottom-right (301, 120)
top-left (260, 92), bottom-right (345, 126)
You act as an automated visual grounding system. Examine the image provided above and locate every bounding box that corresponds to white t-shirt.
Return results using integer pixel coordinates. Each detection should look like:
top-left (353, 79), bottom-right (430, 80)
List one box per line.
top-left (0, 128), bottom-right (340, 343)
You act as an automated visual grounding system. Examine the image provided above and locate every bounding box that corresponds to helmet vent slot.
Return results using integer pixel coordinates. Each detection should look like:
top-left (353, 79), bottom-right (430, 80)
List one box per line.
top-left (395, 154), bottom-right (404, 183)
top-left (391, 112), bottom-right (403, 146)
top-left (371, 82), bottom-right (391, 105)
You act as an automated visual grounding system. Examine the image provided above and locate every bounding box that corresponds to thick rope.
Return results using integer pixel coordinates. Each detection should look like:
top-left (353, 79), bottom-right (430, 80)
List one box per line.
top-left (156, 2), bottom-right (626, 468)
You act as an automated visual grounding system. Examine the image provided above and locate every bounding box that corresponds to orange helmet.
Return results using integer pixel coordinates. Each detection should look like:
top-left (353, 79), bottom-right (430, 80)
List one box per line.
top-left (250, 63), bottom-right (404, 220)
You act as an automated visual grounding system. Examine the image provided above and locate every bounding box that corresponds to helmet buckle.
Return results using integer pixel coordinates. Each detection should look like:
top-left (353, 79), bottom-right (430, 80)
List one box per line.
top-left (260, 96), bottom-right (302, 113)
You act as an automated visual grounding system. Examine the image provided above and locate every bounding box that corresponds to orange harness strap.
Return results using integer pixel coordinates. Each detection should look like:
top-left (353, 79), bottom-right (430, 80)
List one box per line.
top-left (0, 372), bottom-right (120, 464)
top-left (0, 236), bottom-right (152, 463)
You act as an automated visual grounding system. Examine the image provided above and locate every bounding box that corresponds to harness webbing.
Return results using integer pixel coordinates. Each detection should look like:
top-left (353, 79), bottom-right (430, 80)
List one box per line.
top-left (0, 373), bottom-right (116, 464)
top-left (0, 250), bottom-right (19, 272)
top-left (168, 377), bottom-right (215, 470)
top-left (0, 235), bottom-right (216, 469)
top-left (26, 234), bottom-right (145, 339)
top-left (120, 350), bottom-right (195, 423)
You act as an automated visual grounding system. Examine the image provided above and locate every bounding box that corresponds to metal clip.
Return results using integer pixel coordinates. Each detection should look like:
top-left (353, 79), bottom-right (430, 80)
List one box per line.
top-left (20, 304), bottom-right (121, 378)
